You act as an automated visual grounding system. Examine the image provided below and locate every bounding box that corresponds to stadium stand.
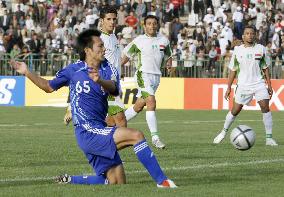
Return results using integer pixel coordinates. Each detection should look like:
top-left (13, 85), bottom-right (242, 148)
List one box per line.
top-left (0, 0), bottom-right (283, 79)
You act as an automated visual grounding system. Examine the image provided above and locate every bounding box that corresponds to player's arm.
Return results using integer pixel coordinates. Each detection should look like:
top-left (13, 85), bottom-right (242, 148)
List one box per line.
top-left (11, 60), bottom-right (54, 93)
top-left (225, 70), bottom-right (237, 100)
top-left (164, 44), bottom-right (173, 67)
top-left (261, 48), bottom-right (273, 98)
top-left (89, 68), bottom-right (119, 96)
top-left (262, 67), bottom-right (273, 98)
top-left (121, 55), bottom-right (130, 66)
top-left (98, 79), bottom-right (119, 96)
top-left (166, 57), bottom-right (172, 67)
top-left (225, 50), bottom-right (238, 100)
top-left (121, 40), bottom-right (139, 66)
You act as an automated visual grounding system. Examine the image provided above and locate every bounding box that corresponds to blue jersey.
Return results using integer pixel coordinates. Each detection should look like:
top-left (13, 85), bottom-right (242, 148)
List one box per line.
top-left (49, 60), bottom-right (119, 127)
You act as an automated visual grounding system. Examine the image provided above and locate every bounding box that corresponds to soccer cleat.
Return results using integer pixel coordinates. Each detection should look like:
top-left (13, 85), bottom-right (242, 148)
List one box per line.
top-left (213, 129), bottom-right (227, 144)
top-left (55, 174), bottom-right (71, 184)
top-left (63, 107), bottom-right (72, 125)
top-left (152, 138), bottom-right (166, 149)
top-left (157, 179), bottom-right (177, 188)
top-left (266, 138), bottom-right (278, 146)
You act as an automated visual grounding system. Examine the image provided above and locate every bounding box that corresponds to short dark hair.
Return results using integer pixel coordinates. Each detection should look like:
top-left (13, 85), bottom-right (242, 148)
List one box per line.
top-left (144, 15), bottom-right (159, 24)
top-left (76, 29), bottom-right (101, 60)
top-left (243, 25), bottom-right (256, 33)
top-left (100, 6), bottom-right (117, 19)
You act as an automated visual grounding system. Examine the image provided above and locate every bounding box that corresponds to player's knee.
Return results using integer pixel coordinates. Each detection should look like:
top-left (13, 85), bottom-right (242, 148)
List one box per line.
top-left (108, 179), bottom-right (118, 184)
top-left (133, 130), bottom-right (145, 142)
top-left (261, 107), bottom-right (270, 113)
top-left (231, 111), bottom-right (238, 116)
top-left (116, 178), bottom-right (126, 184)
top-left (231, 109), bottom-right (241, 116)
top-left (146, 101), bottom-right (156, 110)
top-left (108, 179), bottom-right (126, 185)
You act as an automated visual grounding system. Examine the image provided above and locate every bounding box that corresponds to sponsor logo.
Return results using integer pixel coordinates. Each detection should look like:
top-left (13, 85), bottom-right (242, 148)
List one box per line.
top-left (0, 77), bottom-right (25, 106)
top-left (0, 78), bottom-right (16, 105)
top-left (122, 88), bottom-right (138, 104)
top-left (212, 83), bottom-right (284, 111)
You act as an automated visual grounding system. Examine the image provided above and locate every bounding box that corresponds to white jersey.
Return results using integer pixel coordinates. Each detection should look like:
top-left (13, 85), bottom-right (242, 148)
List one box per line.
top-left (123, 33), bottom-right (172, 75)
top-left (100, 32), bottom-right (121, 75)
top-left (229, 44), bottom-right (270, 87)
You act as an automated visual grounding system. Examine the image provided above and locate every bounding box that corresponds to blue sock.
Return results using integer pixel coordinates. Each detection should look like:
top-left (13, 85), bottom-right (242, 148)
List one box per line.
top-left (134, 140), bottom-right (167, 184)
top-left (70, 175), bottom-right (108, 185)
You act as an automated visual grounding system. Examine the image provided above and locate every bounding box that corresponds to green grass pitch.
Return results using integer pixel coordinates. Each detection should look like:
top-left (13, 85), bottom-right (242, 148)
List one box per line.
top-left (0, 107), bottom-right (284, 197)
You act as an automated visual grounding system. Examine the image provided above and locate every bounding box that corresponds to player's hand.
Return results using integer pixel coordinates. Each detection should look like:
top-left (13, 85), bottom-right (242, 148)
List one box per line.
top-left (267, 86), bottom-right (273, 99)
top-left (224, 88), bottom-right (231, 100)
top-left (88, 67), bottom-right (100, 82)
top-left (10, 60), bottom-right (28, 75)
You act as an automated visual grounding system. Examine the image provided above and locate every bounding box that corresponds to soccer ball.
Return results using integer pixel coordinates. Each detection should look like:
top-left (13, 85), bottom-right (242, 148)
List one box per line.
top-left (230, 125), bottom-right (256, 151)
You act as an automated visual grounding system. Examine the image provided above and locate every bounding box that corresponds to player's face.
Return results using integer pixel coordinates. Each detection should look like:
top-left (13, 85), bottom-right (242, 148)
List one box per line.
top-left (144, 18), bottom-right (158, 37)
top-left (242, 28), bottom-right (256, 45)
top-left (86, 36), bottom-right (105, 62)
top-left (101, 13), bottom-right (117, 34)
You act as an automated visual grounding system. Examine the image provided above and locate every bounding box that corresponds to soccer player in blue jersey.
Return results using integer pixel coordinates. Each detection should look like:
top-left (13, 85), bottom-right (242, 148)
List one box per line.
top-left (11, 29), bottom-right (177, 188)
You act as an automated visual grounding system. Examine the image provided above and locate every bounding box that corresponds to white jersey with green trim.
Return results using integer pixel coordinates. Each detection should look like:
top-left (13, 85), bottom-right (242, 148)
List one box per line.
top-left (123, 33), bottom-right (172, 75)
top-left (228, 44), bottom-right (270, 87)
top-left (100, 32), bottom-right (121, 75)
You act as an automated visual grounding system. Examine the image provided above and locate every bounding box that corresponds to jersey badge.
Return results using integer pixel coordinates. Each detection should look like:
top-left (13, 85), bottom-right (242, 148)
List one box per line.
top-left (255, 53), bottom-right (262, 60)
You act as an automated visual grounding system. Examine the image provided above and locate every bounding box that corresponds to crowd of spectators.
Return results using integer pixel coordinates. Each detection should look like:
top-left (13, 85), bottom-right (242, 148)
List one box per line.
top-left (0, 0), bottom-right (283, 78)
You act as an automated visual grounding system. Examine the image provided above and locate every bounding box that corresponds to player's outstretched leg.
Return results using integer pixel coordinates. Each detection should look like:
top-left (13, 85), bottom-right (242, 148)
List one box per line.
top-left (125, 105), bottom-right (138, 121)
top-left (114, 127), bottom-right (177, 188)
top-left (125, 98), bottom-right (146, 121)
top-left (213, 111), bottom-right (236, 144)
top-left (55, 174), bottom-right (108, 185)
top-left (55, 164), bottom-right (125, 185)
top-left (214, 102), bottom-right (242, 144)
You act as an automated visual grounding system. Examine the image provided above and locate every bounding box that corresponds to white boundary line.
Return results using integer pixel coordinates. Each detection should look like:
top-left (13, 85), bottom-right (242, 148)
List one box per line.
top-left (1, 159), bottom-right (283, 183)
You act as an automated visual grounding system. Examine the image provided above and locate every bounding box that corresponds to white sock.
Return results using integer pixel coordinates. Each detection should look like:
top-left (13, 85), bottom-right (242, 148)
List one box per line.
top-left (125, 106), bottom-right (138, 121)
top-left (146, 111), bottom-right (158, 138)
top-left (223, 111), bottom-right (236, 131)
top-left (263, 111), bottom-right (273, 138)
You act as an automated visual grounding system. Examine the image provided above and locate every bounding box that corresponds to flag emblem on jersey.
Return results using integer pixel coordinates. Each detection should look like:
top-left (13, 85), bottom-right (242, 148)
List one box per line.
top-left (255, 53), bottom-right (262, 60)
top-left (159, 45), bottom-right (165, 51)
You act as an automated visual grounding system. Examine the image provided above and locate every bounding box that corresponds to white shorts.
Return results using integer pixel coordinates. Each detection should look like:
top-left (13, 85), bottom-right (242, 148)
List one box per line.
top-left (234, 83), bottom-right (270, 105)
top-left (135, 71), bottom-right (160, 98)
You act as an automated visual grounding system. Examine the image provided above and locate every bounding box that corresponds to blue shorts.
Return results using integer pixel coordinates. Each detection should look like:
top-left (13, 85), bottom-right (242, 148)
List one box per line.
top-left (75, 124), bottom-right (122, 176)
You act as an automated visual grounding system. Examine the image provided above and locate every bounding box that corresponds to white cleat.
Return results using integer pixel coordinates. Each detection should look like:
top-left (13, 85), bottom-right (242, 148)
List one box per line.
top-left (152, 138), bottom-right (166, 149)
top-left (157, 179), bottom-right (177, 188)
top-left (213, 130), bottom-right (227, 144)
top-left (55, 174), bottom-right (71, 184)
top-left (266, 138), bottom-right (278, 146)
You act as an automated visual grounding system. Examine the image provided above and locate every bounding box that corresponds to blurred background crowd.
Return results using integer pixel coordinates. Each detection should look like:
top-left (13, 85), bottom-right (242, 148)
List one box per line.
top-left (0, 0), bottom-right (284, 78)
